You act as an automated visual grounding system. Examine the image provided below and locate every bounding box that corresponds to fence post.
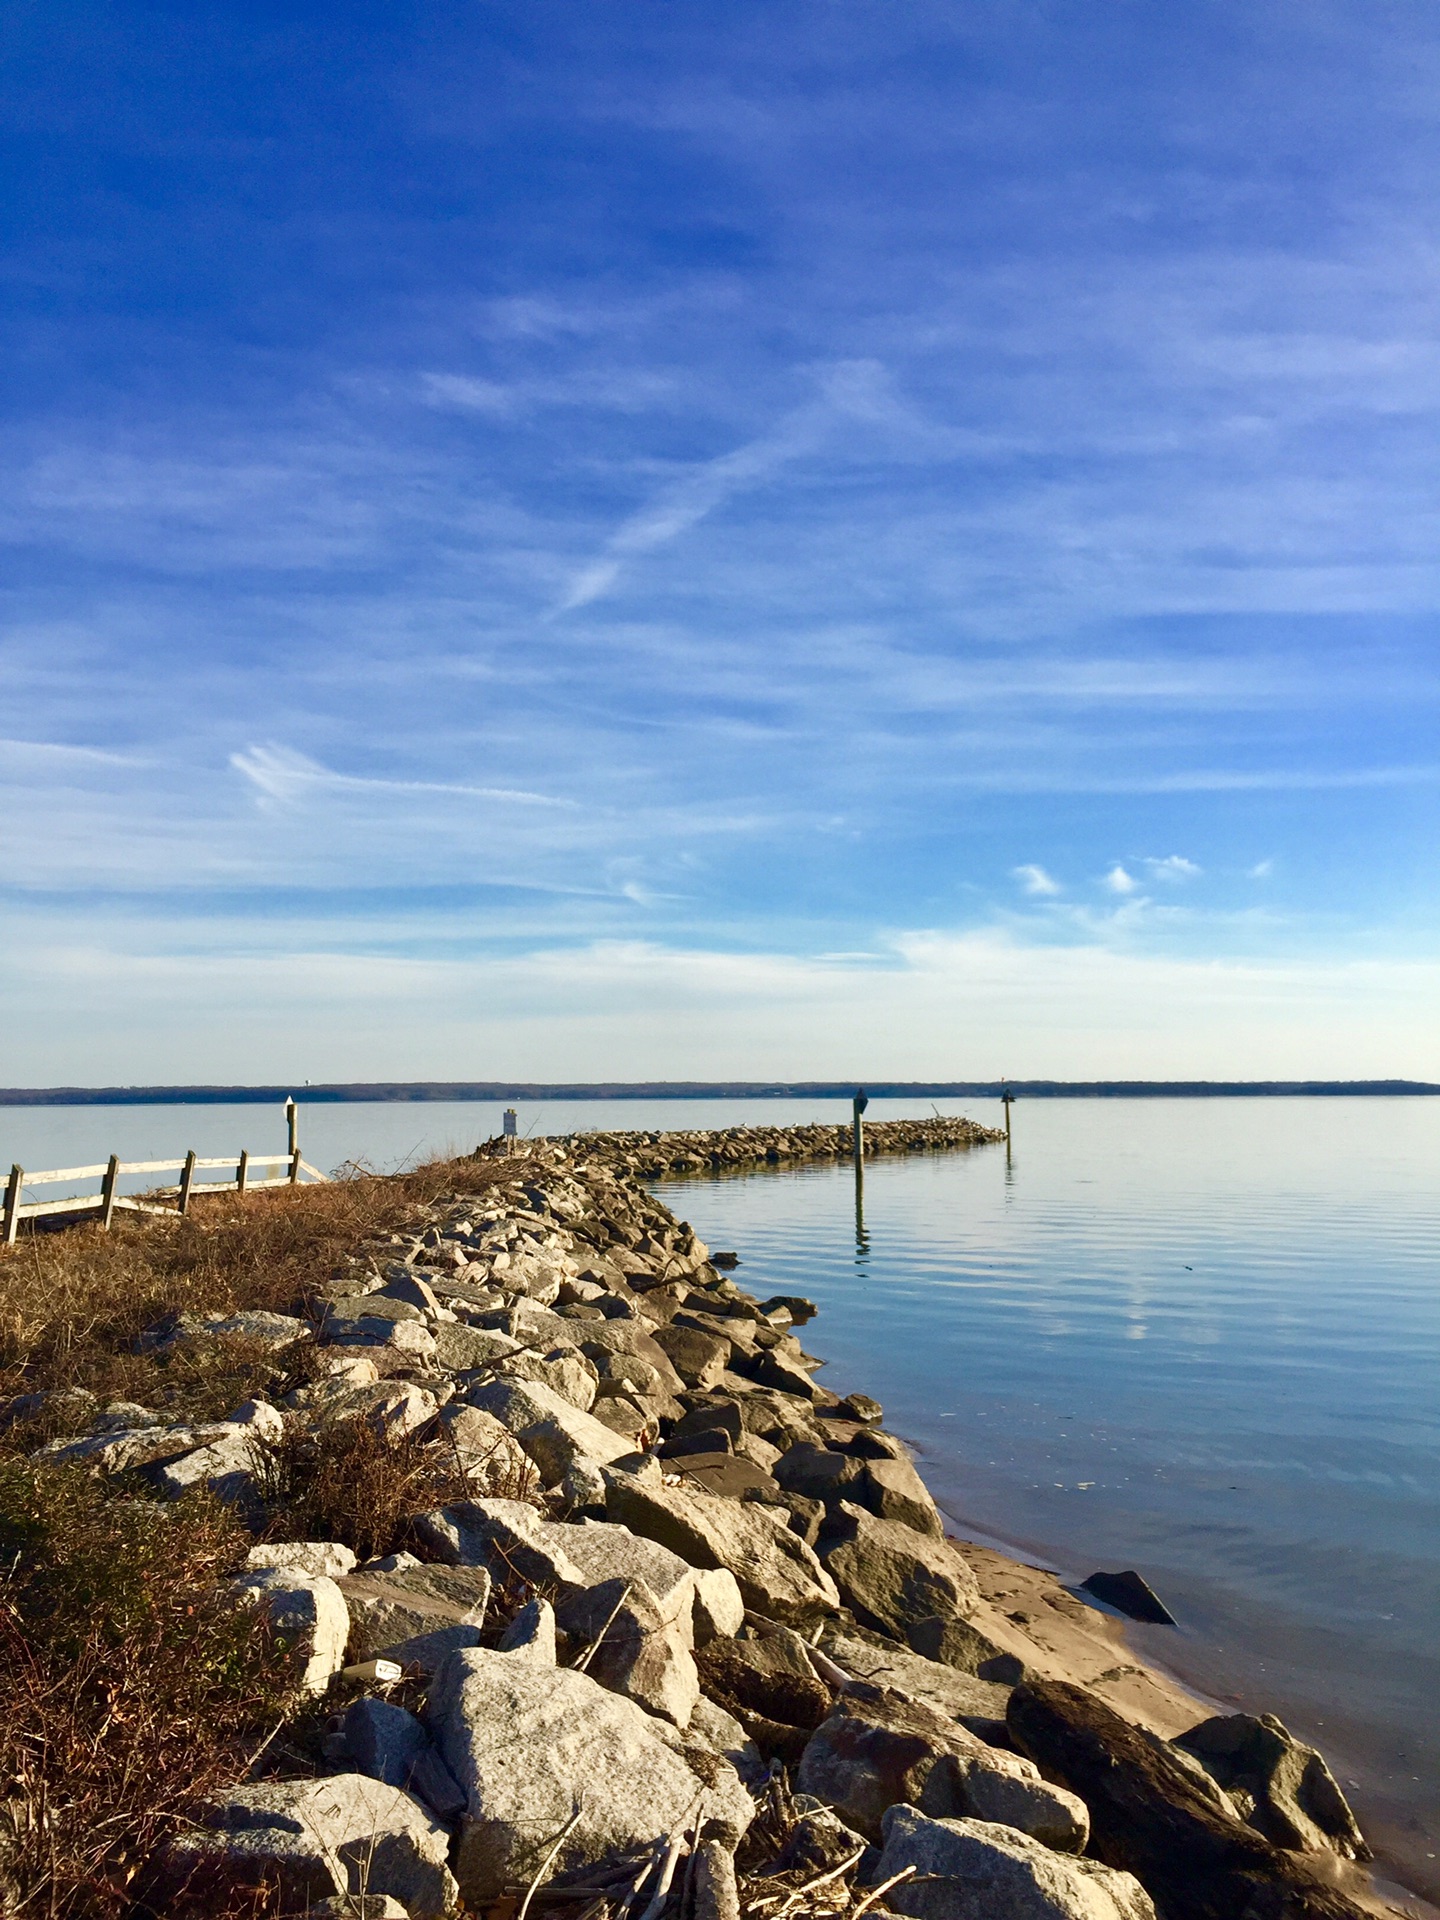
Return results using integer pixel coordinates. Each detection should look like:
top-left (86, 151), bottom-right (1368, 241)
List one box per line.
top-left (3, 1167), bottom-right (21, 1248)
top-left (237, 1150), bottom-right (250, 1197)
top-left (286, 1098), bottom-right (301, 1183)
top-left (100, 1154), bottom-right (120, 1231)
top-left (178, 1150), bottom-right (197, 1216)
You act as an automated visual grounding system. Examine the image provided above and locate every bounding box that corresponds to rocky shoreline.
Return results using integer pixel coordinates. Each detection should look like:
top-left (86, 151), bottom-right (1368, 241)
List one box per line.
top-left (9, 1119), bottom-right (1405, 1918)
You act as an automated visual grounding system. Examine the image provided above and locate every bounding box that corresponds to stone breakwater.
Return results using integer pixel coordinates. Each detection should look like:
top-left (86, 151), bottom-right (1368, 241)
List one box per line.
top-left (24, 1128), bottom-right (1390, 1919)
top-left (554, 1116), bottom-right (1006, 1179)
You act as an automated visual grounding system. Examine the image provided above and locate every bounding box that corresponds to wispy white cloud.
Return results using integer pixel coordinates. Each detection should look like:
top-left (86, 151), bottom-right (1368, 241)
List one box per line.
top-left (229, 745), bottom-right (575, 810)
top-left (1145, 855), bottom-right (1202, 882)
top-left (1013, 863), bottom-right (1062, 896)
top-left (1104, 865), bottom-right (1141, 895)
top-left (1249, 859), bottom-right (1275, 879)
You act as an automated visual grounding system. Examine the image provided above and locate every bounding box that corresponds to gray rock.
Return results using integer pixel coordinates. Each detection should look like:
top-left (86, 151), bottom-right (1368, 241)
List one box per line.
top-left (493, 1344), bottom-right (599, 1412)
top-left (736, 1346), bottom-right (834, 1403)
top-left (342, 1697), bottom-right (468, 1821)
top-left (146, 1430), bottom-right (268, 1506)
top-left (818, 1504), bottom-right (979, 1641)
top-left (340, 1563), bottom-right (491, 1677)
top-left (433, 1323), bottom-right (520, 1371)
top-left (464, 1377), bottom-right (632, 1483)
top-left (907, 1613), bottom-right (1026, 1684)
top-left (650, 1323), bottom-right (732, 1389)
top-left (426, 1649), bottom-right (752, 1904)
top-left (410, 1499), bottom-right (588, 1590)
top-left (299, 1379), bottom-right (439, 1439)
top-left (246, 1540), bottom-right (358, 1581)
top-left (868, 1806), bottom-right (1155, 1920)
top-left (690, 1566), bottom-right (746, 1644)
top-left (169, 1775), bottom-right (458, 1918)
top-left (556, 1577), bottom-right (699, 1726)
top-left (224, 1397), bottom-right (285, 1443)
top-left (797, 1684), bottom-right (1086, 1850)
top-left (819, 1629), bottom-right (1013, 1735)
top-left (232, 1569), bottom-right (350, 1693)
top-left (496, 1595), bottom-right (558, 1664)
top-left (438, 1403), bottom-right (538, 1495)
top-left (141, 1309), bottom-right (307, 1355)
top-left (1174, 1712), bottom-right (1369, 1859)
top-left (375, 1273), bottom-right (445, 1316)
top-left (542, 1516), bottom-right (694, 1620)
top-left (605, 1478), bottom-right (839, 1627)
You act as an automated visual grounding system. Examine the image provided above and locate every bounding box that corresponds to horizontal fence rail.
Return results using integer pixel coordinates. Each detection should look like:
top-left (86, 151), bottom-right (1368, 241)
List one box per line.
top-left (2, 1099), bottom-right (328, 1244)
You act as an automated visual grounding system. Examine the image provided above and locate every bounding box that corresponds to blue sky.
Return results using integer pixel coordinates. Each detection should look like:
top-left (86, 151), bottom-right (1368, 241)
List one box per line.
top-left (3, 1), bottom-right (1439, 1082)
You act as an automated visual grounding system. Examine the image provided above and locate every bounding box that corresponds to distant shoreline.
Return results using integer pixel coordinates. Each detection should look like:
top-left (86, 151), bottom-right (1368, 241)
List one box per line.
top-left (0, 1078), bottom-right (1436, 1106)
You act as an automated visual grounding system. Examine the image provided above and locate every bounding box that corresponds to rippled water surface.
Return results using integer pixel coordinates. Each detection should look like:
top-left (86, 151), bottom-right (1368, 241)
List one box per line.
top-left (662, 1097), bottom-right (1440, 1896)
top-left (6, 1093), bottom-right (1438, 1890)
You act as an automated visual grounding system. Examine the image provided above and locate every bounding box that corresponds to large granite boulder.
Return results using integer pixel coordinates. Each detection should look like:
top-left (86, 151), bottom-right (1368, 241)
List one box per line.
top-left (797, 1684), bottom-right (1087, 1851)
top-left (426, 1648), bottom-right (753, 1903)
top-left (817, 1504), bottom-right (979, 1640)
top-left (868, 1806), bottom-right (1155, 1920)
top-left (1174, 1712), bottom-right (1369, 1859)
top-left (153, 1775), bottom-right (458, 1917)
top-left (605, 1477), bottom-right (839, 1626)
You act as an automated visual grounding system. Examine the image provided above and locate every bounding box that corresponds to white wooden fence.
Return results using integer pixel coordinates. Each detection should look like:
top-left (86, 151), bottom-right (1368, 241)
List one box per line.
top-left (2, 1099), bottom-right (327, 1245)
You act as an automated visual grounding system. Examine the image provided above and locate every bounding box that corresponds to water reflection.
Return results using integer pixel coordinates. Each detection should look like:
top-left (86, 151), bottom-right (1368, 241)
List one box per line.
top-left (853, 1161), bottom-right (870, 1262)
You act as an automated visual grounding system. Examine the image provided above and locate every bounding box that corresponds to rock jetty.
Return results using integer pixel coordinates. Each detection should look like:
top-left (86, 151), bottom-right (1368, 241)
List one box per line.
top-left (555, 1115), bottom-right (1003, 1178)
top-left (16, 1120), bottom-right (1387, 1918)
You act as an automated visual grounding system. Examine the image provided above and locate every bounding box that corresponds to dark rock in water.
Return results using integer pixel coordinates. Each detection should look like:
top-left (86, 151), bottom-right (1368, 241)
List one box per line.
top-left (1175, 1713), bottom-right (1369, 1860)
top-left (1081, 1569), bottom-right (1177, 1626)
top-left (759, 1293), bottom-right (816, 1324)
top-left (1006, 1681), bottom-right (1374, 1920)
top-left (711, 1251), bottom-right (741, 1269)
top-left (839, 1392), bottom-right (884, 1425)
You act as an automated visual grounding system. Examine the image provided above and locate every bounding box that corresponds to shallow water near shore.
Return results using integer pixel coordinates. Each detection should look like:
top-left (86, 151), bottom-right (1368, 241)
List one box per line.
top-left (5, 1092), bottom-right (1438, 1897)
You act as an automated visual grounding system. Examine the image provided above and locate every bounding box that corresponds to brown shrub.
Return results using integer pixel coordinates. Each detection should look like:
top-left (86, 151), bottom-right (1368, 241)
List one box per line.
top-left (0, 1461), bottom-right (294, 1918)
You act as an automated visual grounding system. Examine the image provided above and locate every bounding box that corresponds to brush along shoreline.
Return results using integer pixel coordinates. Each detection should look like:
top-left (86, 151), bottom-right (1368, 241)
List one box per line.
top-left (1, 1117), bottom-right (1400, 1919)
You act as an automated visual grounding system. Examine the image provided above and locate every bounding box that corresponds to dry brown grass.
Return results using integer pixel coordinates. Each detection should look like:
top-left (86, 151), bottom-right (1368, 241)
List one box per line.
top-left (0, 1462), bottom-right (297, 1919)
top-left (0, 1149), bottom-right (530, 1431)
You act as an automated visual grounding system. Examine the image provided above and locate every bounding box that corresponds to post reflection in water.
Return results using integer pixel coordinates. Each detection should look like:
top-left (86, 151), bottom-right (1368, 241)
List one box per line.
top-left (853, 1159), bottom-right (870, 1262)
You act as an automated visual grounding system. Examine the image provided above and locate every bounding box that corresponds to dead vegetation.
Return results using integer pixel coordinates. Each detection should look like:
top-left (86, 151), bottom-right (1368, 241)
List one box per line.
top-left (0, 1150), bottom-right (527, 1435)
top-left (0, 1462), bottom-right (298, 1919)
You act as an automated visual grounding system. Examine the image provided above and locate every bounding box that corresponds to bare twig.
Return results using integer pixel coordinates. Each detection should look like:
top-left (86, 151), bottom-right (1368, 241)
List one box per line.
top-left (573, 1583), bottom-right (633, 1674)
top-left (637, 1828), bottom-right (688, 1920)
top-left (517, 1799), bottom-right (588, 1920)
top-left (770, 1848), bottom-right (867, 1920)
top-left (850, 1864), bottom-right (915, 1918)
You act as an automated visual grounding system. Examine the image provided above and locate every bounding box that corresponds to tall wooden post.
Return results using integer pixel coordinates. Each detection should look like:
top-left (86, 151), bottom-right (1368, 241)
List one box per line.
top-left (286, 1098), bottom-right (301, 1183)
top-left (851, 1089), bottom-right (868, 1168)
top-left (100, 1154), bottom-right (120, 1231)
top-left (178, 1150), bottom-right (197, 1216)
top-left (2, 1167), bottom-right (22, 1248)
top-left (1002, 1088), bottom-right (1014, 1147)
top-left (237, 1149), bottom-right (250, 1197)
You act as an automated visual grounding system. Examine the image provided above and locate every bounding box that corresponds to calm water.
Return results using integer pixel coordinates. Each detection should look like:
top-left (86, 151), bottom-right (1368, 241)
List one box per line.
top-left (4, 1094), bottom-right (1438, 1895)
